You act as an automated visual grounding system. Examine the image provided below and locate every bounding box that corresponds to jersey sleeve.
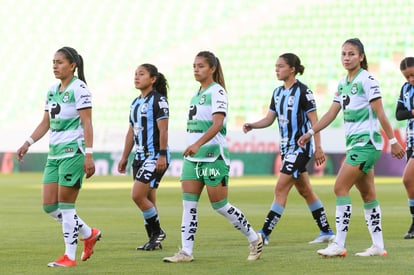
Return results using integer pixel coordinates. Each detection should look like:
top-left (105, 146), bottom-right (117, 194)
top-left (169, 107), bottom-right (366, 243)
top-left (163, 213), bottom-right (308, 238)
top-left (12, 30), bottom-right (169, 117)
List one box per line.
top-left (211, 88), bottom-right (228, 116)
top-left (45, 91), bottom-right (50, 112)
top-left (269, 89), bottom-right (277, 113)
top-left (155, 95), bottom-right (169, 121)
top-left (396, 83), bottom-right (414, 120)
top-left (300, 87), bottom-right (317, 113)
top-left (74, 82), bottom-right (92, 110)
top-left (364, 73), bottom-right (381, 102)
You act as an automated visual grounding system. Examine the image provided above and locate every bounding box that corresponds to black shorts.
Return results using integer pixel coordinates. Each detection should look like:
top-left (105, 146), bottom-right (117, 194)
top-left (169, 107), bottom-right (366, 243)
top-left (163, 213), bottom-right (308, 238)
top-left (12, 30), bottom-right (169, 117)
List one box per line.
top-left (132, 158), bottom-right (169, 189)
top-left (407, 147), bottom-right (413, 162)
top-left (280, 151), bottom-right (310, 179)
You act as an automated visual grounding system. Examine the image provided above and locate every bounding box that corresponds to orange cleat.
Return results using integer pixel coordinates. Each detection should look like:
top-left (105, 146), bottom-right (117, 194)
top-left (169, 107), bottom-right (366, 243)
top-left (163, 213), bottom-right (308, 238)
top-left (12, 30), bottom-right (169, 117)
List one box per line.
top-left (47, 254), bottom-right (76, 267)
top-left (81, 228), bottom-right (102, 261)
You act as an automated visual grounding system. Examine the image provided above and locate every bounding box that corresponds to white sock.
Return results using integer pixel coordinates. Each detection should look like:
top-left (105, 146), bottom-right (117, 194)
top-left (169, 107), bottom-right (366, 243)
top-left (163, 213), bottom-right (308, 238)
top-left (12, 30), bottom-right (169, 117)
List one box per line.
top-left (49, 209), bottom-right (62, 223)
top-left (181, 200), bottom-right (198, 255)
top-left (216, 203), bottom-right (257, 243)
top-left (61, 209), bottom-right (79, 260)
top-left (364, 205), bottom-right (384, 249)
top-left (77, 216), bottom-right (92, 239)
top-left (335, 204), bottom-right (352, 248)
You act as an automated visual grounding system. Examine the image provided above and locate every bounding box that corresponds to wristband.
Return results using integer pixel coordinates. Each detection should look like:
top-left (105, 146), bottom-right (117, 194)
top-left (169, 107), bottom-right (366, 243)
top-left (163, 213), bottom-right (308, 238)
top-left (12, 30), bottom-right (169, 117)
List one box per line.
top-left (159, 149), bottom-right (167, 156)
top-left (26, 137), bottom-right (34, 146)
top-left (307, 129), bottom-right (315, 136)
top-left (85, 147), bottom-right (93, 154)
top-left (389, 138), bottom-right (397, 145)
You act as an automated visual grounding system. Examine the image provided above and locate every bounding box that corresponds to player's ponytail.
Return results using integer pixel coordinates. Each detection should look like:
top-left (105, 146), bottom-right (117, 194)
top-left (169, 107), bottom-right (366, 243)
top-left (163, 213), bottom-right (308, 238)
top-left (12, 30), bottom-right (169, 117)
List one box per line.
top-left (400, 57), bottom-right (414, 71)
top-left (57, 46), bottom-right (87, 84)
top-left (343, 38), bottom-right (368, 70)
top-left (279, 53), bottom-right (305, 76)
top-left (140, 63), bottom-right (169, 98)
top-left (196, 51), bottom-right (226, 90)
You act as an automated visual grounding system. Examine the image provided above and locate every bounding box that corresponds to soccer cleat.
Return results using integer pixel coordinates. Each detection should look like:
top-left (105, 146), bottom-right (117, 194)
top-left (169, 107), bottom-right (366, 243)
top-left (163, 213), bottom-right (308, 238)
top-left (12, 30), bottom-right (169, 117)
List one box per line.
top-left (47, 254), bottom-right (76, 267)
top-left (317, 242), bottom-right (347, 258)
top-left (81, 228), bottom-right (102, 261)
top-left (355, 245), bottom-right (387, 257)
top-left (308, 230), bottom-right (335, 244)
top-left (136, 228), bottom-right (166, 250)
top-left (403, 224), bottom-right (414, 239)
top-left (258, 230), bottom-right (270, 246)
top-left (138, 229), bottom-right (167, 251)
top-left (163, 250), bottom-right (194, 263)
top-left (404, 232), bottom-right (414, 239)
top-left (248, 233), bottom-right (263, 260)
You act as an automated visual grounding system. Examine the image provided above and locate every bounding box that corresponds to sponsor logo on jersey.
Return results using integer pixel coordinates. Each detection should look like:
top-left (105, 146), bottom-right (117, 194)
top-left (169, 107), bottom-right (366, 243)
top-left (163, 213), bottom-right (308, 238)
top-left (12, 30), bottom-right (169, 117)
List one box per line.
top-left (158, 101), bottom-right (168, 109)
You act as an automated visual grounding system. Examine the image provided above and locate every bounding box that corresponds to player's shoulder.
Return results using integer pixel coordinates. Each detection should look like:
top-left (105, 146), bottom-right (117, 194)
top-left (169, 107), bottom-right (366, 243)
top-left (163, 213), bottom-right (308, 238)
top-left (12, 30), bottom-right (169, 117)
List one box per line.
top-left (358, 69), bottom-right (377, 82)
top-left (210, 83), bottom-right (226, 95)
top-left (70, 78), bottom-right (89, 92)
top-left (295, 80), bottom-right (312, 93)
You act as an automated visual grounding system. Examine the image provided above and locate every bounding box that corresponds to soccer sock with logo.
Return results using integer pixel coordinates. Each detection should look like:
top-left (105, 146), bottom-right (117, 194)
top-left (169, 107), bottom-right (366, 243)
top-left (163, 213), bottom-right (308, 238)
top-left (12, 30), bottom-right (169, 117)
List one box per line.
top-left (261, 202), bottom-right (284, 237)
top-left (408, 199), bottom-right (414, 231)
top-left (43, 203), bottom-right (92, 239)
top-left (43, 203), bottom-right (62, 223)
top-left (363, 200), bottom-right (384, 249)
top-left (308, 200), bottom-right (331, 232)
top-left (334, 196), bottom-right (352, 248)
top-left (181, 193), bottom-right (200, 255)
top-left (59, 202), bottom-right (79, 261)
top-left (214, 199), bottom-right (258, 243)
top-left (142, 207), bottom-right (161, 235)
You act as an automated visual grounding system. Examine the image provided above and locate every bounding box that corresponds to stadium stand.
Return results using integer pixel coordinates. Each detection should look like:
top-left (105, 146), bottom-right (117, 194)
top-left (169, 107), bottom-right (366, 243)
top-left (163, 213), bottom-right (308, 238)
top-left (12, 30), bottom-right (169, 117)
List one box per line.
top-left (1, 0), bottom-right (413, 151)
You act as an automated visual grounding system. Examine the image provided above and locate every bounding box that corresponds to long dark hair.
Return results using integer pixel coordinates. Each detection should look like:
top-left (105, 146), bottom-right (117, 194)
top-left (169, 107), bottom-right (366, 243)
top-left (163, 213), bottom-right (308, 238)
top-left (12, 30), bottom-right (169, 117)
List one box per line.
top-left (343, 38), bottom-right (368, 70)
top-left (196, 51), bottom-right (226, 90)
top-left (140, 63), bottom-right (168, 97)
top-left (57, 46), bottom-right (87, 84)
top-left (279, 53), bottom-right (305, 75)
top-left (400, 57), bottom-right (414, 71)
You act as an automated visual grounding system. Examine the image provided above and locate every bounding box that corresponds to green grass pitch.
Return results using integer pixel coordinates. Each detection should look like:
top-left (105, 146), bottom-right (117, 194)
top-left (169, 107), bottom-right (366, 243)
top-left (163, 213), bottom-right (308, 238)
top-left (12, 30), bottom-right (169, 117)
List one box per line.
top-left (0, 173), bottom-right (412, 274)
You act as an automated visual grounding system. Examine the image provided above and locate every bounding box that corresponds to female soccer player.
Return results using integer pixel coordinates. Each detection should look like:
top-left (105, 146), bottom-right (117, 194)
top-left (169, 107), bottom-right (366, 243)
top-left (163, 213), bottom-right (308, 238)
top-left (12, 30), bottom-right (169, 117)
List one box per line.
top-left (163, 51), bottom-right (263, 263)
top-left (243, 53), bottom-right (335, 246)
top-left (298, 38), bottom-right (405, 257)
top-left (118, 63), bottom-right (169, 250)
top-left (396, 57), bottom-right (414, 239)
top-left (16, 47), bottom-right (101, 267)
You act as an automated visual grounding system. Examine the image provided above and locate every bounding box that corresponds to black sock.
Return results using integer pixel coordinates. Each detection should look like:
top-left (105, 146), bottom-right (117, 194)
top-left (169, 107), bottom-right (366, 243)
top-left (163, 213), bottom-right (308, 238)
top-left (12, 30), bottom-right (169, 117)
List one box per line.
top-left (262, 210), bottom-right (281, 236)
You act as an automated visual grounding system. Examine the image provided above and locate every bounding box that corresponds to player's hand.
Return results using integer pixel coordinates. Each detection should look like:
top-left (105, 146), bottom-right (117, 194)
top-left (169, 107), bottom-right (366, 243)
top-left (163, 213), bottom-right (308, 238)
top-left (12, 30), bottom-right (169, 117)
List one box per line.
top-left (391, 142), bottom-right (405, 159)
top-left (314, 147), bottom-right (326, 166)
top-left (183, 144), bottom-right (200, 157)
top-left (297, 133), bottom-right (311, 148)
top-left (16, 143), bottom-right (30, 162)
top-left (84, 155), bottom-right (95, 178)
top-left (118, 158), bottom-right (128, 174)
top-left (243, 123), bottom-right (253, 133)
top-left (156, 156), bottom-right (167, 173)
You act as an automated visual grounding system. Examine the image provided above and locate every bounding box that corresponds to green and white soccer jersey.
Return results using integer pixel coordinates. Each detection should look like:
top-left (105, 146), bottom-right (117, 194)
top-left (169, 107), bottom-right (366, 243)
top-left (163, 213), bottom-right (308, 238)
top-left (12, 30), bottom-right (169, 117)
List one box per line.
top-left (186, 82), bottom-right (230, 165)
top-left (334, 69), bottom-right (382, 150)
top-left (45, 77), bottom-right (92, 159)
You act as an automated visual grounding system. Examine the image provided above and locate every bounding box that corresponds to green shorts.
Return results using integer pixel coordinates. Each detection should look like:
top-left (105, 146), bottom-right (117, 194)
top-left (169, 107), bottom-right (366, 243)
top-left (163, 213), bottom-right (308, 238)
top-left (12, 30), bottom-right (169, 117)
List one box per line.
top-left (42, 153), bottom-right (84, 188)
top-left (345, 144), bottom-right (381, 174)
top-left (181, 158), bottom-right (229, 187)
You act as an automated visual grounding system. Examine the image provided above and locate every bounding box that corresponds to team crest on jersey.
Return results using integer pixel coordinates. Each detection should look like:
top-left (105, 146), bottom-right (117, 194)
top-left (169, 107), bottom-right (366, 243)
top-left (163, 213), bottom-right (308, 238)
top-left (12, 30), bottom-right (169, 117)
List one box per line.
top-left (287, 96), bottom-right (295, 108)
top-left (199, 95), bottom-right (206, 105)
top-left (351, 84), bottom-right (358, 95)
top-left (141, 103), bottom-right (148, 114)
top-left (62, 92), bottom-right (70, 103)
